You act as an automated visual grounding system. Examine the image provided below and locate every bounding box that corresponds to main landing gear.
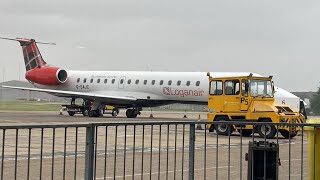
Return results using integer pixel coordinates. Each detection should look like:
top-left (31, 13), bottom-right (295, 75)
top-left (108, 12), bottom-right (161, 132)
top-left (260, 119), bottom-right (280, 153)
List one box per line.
top-left (88, 108), bottom-right (103, 117)
top-left (126, 107), bottom-right (141, 118)
top-left (88, 102), bottom-right (104, 117)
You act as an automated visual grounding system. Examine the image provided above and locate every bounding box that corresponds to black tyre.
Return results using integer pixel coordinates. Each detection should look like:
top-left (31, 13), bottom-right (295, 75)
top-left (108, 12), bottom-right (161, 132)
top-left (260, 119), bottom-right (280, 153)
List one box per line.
top-left (98, 108), bottom-right (104, 117)
top-left (238, 129), bottom-right (252, 137)
top-left (68, 111), bottom-right (75, 116)
top-left (88, 110), bottom-right (98, 117)
top-left (208, 125), bottom-right (215, 132)
top-left (126, 109), bottom-right (137, 118)
top-left (214, 116), bottom-right (233, 136)
top-left (132, 113), bottom-right (137, 118)
top-left (82, 109), bottom-right (89, 116)
top-left (112, 108), bottom-right (119, 117)
top-left (257, 120), bottom-right (277, 139)
top-left (126, 109), bottom-right (133, 118)
top-left (280, 130), bottom-right (297, 139)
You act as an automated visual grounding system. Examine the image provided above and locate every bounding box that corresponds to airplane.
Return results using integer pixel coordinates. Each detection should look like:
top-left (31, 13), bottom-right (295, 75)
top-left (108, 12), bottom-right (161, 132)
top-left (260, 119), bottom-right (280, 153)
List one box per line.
top-left (0, 37), bottom-right (302, 118)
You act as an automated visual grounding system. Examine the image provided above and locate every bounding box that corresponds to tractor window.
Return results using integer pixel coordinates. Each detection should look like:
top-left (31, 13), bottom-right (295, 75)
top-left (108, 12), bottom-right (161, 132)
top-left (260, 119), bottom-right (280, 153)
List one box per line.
top-left (209, 80), bottom-right (223, 95)
top-left (225, 80), bottom-right (240, 95)
top-left (242, 80), bottom-right (249, 96)
top-left (250, 80), bottom-right (273, 97)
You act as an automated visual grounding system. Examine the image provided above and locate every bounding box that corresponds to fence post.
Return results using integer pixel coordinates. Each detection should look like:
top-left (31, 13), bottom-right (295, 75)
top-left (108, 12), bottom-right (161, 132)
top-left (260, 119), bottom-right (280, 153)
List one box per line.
top-left (84, 124), bottom-right (95, 180)
top-left (189, 123), bottom-right (196, 180)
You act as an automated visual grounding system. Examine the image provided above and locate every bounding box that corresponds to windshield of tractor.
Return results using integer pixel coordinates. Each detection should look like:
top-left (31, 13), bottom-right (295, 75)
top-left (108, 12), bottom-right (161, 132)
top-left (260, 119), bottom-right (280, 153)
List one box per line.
top-left (249, 79), bottom-right (273, 97)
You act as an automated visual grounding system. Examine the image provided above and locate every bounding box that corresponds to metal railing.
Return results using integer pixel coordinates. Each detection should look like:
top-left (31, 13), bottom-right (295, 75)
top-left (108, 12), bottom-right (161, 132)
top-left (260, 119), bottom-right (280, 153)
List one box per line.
top-left (0, 121), bottom-right (319, 180)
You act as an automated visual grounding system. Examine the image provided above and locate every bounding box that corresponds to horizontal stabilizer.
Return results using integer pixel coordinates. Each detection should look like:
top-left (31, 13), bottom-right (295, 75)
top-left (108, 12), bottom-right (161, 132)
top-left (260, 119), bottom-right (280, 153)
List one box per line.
top-left (0, 37), bottom-right (56, 45)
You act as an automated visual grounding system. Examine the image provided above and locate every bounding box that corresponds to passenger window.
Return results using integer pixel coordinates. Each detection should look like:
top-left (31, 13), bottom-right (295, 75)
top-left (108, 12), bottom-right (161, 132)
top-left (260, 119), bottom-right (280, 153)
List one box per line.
top-left (83, 78), bottom-right (87, 83)
top-left (186, 81), bottom-right (190, 86)
top-left (128, 79), bottom-right (131, 84)
top-left (152, 80), bottom-right (155, 85)
top-left (104, 79), bottom-right (108, 83)
top-left (120, 79), bottom-right (124, 84)
top-left (196, 81), bottom-right (200, 86)
top-left (135, 80), bottom-right (139, 84)
top-left (177, 81), bottom-right (181, 86)
top-left (144, 80), bottom-right (147, 85)
top-left (90, 79), bottom-right (93, 83)
top-left (112, 79), bottom-right (115, 84)
top-left (159, 80), bottom-right (163, 85)
top-left (168, 80), bottom-right (172, 86)
top-left (97, 79), bottom-right (100, 83)
top-left (77, 78), bottom-right (80, 83)
top-left (225, 80), bottom-right (240, 95)
top-left (209, 81), bottom-right (223, 95)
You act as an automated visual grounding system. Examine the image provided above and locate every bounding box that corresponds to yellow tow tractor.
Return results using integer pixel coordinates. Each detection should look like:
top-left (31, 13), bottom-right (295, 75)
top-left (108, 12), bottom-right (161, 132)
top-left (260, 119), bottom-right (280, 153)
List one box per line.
top-left (207, 73), bottom-right (305, 139)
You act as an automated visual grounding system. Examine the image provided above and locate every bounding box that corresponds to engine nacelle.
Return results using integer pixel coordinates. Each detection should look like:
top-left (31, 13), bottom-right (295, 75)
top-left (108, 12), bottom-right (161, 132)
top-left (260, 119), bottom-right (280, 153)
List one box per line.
top-left (25, 66), bottom-right (68, 85)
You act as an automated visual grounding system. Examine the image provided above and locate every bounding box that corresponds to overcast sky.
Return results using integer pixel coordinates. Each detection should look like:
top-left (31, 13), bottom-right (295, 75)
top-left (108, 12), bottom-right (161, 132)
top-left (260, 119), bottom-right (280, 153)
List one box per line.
top-left (0, 0), bottom-right (319, 92)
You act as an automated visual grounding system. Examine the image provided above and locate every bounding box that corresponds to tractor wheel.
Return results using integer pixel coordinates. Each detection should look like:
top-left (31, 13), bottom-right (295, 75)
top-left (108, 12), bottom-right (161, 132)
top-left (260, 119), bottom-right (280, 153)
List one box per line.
top-left (214, 116), bottom-right (233, 136)
top-left (257, 119), bottom-right (277, 139)
top-left (280, 130), bottom-right (297, 139)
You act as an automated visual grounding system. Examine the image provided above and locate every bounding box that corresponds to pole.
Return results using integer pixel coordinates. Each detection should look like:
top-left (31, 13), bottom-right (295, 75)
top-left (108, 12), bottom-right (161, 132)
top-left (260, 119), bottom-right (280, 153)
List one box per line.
top-left (189, 124), bottom-right (195, 180)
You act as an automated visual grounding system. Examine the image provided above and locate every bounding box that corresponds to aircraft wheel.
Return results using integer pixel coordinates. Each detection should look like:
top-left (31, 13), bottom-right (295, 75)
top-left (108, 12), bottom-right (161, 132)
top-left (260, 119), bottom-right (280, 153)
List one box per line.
top-left (82, 109), bottom-right (89, 116)
top-left (68, 111), bottom-right (75, 116)
top-left (126, 109), bottom-right (133, 118)
top-left (112, 108), bottom-right (119, 117)
top-left (88, 110), bottom-right (97, 117)
top-left (126, 109), bottom-right (137, 118)
top-left (98, 108), bottom-right (104, 117)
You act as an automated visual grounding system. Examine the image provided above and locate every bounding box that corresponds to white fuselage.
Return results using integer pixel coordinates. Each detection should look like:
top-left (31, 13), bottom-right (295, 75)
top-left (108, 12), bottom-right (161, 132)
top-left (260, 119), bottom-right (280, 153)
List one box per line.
top-left (36, 71), bottom-right (300, 110)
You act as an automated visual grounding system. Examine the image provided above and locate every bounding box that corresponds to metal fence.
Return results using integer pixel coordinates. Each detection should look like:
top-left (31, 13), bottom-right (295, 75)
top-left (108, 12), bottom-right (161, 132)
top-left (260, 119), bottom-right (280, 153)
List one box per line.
top-left (0, 121), bottom-right (319, 180)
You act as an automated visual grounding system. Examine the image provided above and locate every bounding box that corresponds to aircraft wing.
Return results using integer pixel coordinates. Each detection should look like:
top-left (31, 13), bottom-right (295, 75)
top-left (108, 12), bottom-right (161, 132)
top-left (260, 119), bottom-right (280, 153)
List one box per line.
top-left (1, 85), bottom-right (136, 104)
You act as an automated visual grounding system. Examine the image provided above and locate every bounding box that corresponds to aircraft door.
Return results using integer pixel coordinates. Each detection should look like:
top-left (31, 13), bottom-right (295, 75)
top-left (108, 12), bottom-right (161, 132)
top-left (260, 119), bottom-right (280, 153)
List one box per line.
top-left (118, 76), bottom-right (126, 89)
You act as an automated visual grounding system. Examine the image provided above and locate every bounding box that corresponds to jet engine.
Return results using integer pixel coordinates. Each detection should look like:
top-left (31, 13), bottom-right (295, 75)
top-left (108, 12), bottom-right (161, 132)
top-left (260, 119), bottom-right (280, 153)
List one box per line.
top-left (25, 66), bottom-right (68, 85)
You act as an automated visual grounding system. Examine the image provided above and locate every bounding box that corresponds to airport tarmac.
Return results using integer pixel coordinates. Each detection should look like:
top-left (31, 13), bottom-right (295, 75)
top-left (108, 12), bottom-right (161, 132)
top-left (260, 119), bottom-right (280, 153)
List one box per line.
top-left (0, 111), bottom-right (310, 180)
top-left (0, 110), bottom-right (206, 125)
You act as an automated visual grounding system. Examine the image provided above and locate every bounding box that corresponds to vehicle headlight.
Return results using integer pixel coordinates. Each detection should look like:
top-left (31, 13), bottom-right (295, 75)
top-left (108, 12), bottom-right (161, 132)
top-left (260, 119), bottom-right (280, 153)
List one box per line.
top-left (208, 108), bottom-right (214, 113)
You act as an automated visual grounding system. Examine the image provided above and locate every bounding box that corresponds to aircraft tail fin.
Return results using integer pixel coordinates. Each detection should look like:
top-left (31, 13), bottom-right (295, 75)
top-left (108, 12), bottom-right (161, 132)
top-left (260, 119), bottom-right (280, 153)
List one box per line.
top-left (0, 37), bottom-right (55, 71)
